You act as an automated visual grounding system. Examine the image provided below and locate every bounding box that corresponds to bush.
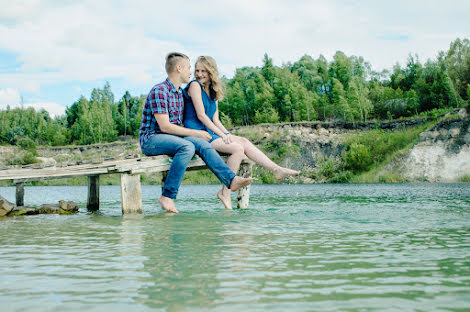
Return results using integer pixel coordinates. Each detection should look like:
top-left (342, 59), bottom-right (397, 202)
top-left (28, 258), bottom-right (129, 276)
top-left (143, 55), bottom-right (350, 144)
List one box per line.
top-left (343, 142), bottom-right (373, 172)
top-left (17, 137), bottom-right (37, 150)
top-left (254, 105), bottom-right (280, 124)
top-left (458, 174), bottom-right (470, 182)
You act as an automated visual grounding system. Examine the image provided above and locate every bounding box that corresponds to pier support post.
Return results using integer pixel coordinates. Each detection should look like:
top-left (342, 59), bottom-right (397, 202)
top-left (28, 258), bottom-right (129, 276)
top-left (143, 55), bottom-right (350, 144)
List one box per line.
top-left (87, 175), bottom-right (100, 211)
top-left (16, 182), bottom-right (24, 207)
top-left (121, 174), bottom-right (142, 214)
top-left (161, 171), bottom-right (168, 191)
top-left (237, 161), bottom-right (254, 209)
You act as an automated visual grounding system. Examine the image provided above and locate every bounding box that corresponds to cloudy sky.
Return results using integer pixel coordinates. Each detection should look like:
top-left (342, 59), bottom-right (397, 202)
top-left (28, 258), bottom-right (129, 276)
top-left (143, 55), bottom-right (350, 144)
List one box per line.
top-left (0, 0), bottom-right (469, 117)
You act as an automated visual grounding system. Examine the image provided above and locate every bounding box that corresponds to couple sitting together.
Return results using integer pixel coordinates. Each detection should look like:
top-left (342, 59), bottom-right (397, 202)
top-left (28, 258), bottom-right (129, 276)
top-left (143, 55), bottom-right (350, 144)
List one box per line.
top-left (139, 52), bottom-right (299, 213)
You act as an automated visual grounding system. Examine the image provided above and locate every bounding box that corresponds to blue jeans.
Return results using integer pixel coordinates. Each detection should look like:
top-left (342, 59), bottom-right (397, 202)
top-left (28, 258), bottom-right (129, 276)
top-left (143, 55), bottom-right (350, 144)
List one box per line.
top-left (141, 134), bottom-right (236, 199)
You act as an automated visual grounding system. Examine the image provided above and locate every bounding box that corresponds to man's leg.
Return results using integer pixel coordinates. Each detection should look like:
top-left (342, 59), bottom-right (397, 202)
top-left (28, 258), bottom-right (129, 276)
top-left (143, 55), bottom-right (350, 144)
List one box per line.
top-left (141, 134), bottom-right (195, 212)
top-left (184, 136), bottom-right (252, 191)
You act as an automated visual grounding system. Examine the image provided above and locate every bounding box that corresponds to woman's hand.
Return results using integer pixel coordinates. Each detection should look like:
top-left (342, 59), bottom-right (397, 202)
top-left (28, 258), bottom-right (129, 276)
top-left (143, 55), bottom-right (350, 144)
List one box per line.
top-left (221, 133), bottom-right (232, 144)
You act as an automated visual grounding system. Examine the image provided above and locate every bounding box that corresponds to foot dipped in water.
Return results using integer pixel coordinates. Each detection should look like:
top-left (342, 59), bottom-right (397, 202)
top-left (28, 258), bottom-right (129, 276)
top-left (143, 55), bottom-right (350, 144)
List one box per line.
top-left (217, 187), bottom-right (232, 210)
top-left (158, 195), bottom-right (178, 213)
top-left (273, 166), bottom-right (300, 181)
top-left (229, 176), bottom-right (253, 192)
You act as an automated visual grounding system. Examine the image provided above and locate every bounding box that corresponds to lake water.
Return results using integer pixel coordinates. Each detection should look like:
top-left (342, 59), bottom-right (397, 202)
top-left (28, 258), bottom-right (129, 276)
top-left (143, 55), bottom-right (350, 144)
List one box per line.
top-left (0, 183), bottom-right (469, 311)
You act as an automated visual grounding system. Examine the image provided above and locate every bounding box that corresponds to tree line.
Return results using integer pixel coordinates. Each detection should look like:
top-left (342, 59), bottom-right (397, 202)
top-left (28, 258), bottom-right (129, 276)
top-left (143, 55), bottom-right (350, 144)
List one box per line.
top-left (220, 38), bottom-right (469, 126)
top-left (1, 38), bottom-right (469, 146)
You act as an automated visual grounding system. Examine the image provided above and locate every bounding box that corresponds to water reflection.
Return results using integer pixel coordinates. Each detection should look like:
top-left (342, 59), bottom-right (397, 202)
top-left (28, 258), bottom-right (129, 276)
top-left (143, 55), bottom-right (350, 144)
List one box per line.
top-left (136, 214), bottom-right (224, 310)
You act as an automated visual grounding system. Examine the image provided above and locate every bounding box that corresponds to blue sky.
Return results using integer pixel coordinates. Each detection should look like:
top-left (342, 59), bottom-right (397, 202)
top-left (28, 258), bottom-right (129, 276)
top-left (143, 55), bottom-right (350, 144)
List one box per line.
top-left (0, 0), bottom-right (469, 117)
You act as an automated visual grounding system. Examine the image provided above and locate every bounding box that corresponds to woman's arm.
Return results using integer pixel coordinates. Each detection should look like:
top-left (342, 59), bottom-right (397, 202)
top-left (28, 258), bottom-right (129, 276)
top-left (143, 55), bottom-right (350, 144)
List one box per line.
top-left (212, 103), bottom-right (232, 144)
top-left (212, 102), bottom-right (230, 134)
top-left (188, 82), bottom-right (227, 138)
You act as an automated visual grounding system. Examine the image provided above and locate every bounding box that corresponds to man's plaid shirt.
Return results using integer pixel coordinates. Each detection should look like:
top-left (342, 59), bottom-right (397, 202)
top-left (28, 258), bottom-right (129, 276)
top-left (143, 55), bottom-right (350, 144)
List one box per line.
top-left (139, 78), bottom-right (184, 147)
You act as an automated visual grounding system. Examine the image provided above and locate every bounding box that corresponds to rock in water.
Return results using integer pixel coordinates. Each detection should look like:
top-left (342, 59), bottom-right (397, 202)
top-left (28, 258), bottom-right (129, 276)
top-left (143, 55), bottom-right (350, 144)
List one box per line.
top-left (0, 196), bottom-right (14, 217)
top-left (3, 199), bottom-right (79, 216)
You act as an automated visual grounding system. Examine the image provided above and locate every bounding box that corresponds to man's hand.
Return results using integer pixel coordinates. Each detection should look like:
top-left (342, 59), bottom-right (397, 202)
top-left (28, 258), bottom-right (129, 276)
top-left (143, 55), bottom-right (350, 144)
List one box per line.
top-left (194, 130), bottom-right (211, 141)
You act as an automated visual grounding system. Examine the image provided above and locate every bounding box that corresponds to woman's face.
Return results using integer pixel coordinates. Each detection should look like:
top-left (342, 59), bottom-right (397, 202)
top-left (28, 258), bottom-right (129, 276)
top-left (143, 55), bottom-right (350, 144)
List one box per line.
top-left (195, 62), bottom-right (210, 85)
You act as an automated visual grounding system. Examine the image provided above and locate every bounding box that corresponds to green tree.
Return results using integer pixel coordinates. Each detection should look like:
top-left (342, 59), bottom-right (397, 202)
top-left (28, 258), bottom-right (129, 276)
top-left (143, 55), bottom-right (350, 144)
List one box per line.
top-left (444, 38), bottom-right (470, 100)
top-left (329, 51), bottom-right (352, 89)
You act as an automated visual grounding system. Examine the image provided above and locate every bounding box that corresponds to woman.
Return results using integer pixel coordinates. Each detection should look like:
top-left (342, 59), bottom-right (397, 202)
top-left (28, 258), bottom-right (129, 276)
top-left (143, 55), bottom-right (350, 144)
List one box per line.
top-left (183, 56), bottom-right (299, 209)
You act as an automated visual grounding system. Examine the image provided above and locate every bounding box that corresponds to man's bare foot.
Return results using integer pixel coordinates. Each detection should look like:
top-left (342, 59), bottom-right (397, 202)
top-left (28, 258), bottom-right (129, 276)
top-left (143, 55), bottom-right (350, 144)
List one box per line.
top-left (229, 176), bottom-right (253, 192)
top-left (158, 196), bottom-right (178, 213)
top-left (217, 188), bottom-right (232, 210)
top-left (273, 167), bottom-right (300, 181)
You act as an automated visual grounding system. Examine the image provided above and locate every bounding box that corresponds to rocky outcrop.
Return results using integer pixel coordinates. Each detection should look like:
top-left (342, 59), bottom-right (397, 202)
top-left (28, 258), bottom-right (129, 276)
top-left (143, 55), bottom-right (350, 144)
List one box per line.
top-left (399, 110), bottom-right (470, 182)
top-left (0, 139), bottom-right (141, 169)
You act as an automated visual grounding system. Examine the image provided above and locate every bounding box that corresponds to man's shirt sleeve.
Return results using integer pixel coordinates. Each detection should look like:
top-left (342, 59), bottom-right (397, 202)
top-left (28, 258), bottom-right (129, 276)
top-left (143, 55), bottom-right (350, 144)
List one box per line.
top-left (150, 87), bottom-right (169, 115)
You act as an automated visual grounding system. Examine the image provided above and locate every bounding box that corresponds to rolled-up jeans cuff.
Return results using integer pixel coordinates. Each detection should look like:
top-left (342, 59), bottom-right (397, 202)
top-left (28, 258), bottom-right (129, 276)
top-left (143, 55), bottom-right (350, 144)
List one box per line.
top-left (161, 189), bottom-right (177, 199)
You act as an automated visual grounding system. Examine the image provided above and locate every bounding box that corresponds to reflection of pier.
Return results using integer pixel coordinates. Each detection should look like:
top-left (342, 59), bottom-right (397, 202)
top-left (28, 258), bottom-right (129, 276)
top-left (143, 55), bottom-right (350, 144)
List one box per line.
top-left (0, 155), bottom-right (254, 214)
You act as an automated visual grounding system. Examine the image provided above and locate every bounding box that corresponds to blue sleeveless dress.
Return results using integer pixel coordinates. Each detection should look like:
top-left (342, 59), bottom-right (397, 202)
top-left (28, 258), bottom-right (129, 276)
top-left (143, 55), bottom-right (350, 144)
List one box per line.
top-left (183, 80), bottom-right (220, 143)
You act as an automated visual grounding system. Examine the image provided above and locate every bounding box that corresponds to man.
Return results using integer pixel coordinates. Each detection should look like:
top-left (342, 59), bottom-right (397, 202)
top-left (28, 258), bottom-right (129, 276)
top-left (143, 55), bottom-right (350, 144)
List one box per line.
top-left (139, 52), bottom-right (253, 213)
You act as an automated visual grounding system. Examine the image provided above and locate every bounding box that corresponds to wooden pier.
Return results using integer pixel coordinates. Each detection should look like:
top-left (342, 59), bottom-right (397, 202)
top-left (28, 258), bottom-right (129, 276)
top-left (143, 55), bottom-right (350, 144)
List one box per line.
top-left (0, 156), bottom-right (254, 214)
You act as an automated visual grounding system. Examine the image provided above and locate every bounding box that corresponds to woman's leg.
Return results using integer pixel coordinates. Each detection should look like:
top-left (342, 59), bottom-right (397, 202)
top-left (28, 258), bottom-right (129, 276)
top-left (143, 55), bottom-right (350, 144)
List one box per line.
top-left (230, 135), bottom-right (300, 180)
top-left (211, 138), bottom-right (246, 209)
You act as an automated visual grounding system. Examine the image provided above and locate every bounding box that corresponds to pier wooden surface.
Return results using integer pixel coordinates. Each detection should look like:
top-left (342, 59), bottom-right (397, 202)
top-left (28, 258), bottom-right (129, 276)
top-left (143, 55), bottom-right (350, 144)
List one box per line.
top-left (0, 156), bottom-right (254, 214)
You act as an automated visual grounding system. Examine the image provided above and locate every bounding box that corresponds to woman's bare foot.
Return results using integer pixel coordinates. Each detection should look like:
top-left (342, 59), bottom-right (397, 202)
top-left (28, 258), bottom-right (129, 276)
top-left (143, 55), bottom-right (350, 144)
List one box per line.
top-left (158, 196), bottom-right (178, 213)
top-left (217, 187), bottom-right (232, 210)
top-left (229, 176), bottom-right (253, 191)
top-left (273, 167), bottom-right (300, 181)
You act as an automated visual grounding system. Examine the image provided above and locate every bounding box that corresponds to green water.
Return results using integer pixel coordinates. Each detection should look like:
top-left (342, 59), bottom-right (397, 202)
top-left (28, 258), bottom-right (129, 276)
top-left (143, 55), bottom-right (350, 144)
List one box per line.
top-left (0, 183), bottom-right (469, 311)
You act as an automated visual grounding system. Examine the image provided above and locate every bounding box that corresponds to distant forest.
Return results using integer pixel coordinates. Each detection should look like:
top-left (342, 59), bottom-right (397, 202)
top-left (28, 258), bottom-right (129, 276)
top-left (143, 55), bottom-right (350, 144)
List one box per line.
top-left (1, 38), bottom-right (469, 146)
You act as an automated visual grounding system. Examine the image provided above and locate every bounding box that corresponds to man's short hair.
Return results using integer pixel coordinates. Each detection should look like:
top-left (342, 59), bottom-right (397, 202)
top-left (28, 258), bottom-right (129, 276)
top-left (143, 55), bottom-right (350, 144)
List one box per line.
top-left (165, 52), bottom-right (189, 74)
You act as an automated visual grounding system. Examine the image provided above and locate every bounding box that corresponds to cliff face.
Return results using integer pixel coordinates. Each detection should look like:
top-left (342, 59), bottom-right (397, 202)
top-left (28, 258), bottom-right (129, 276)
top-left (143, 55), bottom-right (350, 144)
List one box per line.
top-left (399, 111), bottom-right (470, 182)
top-left (234, 113), bottom-right (470, 183)
top-left (232, 118), bottom-right (430, 171)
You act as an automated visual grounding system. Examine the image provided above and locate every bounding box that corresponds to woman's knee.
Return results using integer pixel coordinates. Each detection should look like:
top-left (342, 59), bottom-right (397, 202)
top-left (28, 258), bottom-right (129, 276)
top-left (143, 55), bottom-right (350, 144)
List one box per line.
top-left (230, 142), bottom-right (245, 156)
top-left (233, 136), bottom-right (251, 148)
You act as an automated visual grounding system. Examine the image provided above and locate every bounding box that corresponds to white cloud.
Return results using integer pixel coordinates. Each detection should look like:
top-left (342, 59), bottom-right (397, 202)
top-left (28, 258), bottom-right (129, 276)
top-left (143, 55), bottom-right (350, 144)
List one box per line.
top-left (23, 101), bottom-right (66, 117)
top-left (0, 88), bottom-right (64, 117)
top-left (0, 0), bottom-right (468, 107)
top-left (0, 88), bottom-right (21, 106)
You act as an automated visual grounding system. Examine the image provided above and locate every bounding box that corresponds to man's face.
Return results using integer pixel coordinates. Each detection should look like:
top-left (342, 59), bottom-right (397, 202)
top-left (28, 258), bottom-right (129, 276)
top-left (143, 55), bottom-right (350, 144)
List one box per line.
top-left (180, 58), bottom-right (192, 84)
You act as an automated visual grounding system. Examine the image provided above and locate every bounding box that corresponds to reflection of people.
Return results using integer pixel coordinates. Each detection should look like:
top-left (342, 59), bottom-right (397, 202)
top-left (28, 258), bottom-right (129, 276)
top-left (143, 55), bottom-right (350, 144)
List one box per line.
top-left (138, 214), bottom-right (223, 310)
top-left (139, 52), bottom-right (253, 213)
top-left (183, 56), bottom-right (300, 209)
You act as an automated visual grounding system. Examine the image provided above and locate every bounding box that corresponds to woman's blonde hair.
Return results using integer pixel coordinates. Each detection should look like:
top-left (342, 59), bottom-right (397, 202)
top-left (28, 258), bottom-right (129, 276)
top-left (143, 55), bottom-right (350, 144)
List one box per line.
top-left (195, 56), bottom-right (224, 101)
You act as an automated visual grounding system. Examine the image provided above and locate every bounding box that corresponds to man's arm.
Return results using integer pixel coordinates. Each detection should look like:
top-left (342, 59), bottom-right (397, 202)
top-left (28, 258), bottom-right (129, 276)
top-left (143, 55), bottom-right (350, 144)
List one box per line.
top-left (155, 113), bottom-right (211, 141)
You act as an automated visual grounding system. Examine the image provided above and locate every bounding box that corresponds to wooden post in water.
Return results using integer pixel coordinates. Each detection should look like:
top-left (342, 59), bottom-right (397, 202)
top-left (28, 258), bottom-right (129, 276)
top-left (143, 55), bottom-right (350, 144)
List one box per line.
top-left (237, 161), bottom-right (254, 209)
top-left (87, 175), bottom-right (100, 211)
top-left (16, 182), bottom-right (24, 207)
top-left (121, 173), bottom-right (142, 214)
top-left (161, 171), bottom-right (168, 191)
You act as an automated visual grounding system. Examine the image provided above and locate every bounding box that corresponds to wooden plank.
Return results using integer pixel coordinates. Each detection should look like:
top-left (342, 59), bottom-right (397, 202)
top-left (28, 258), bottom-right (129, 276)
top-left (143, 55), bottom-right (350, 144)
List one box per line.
top-left (114, 157), bottom-right (173, 173)
top-left (130, 158), bottom-right (208, 175)
top-left (10, 168), bottom-right (109, 183)
top-left (16, 183), bottom-right (24, 207)
top-left (87, 175), bottom-right (100, 211)
top-left (120, 174), bottom-right (142, 214)
top-left (1, 155), bottom-right (251, 182)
